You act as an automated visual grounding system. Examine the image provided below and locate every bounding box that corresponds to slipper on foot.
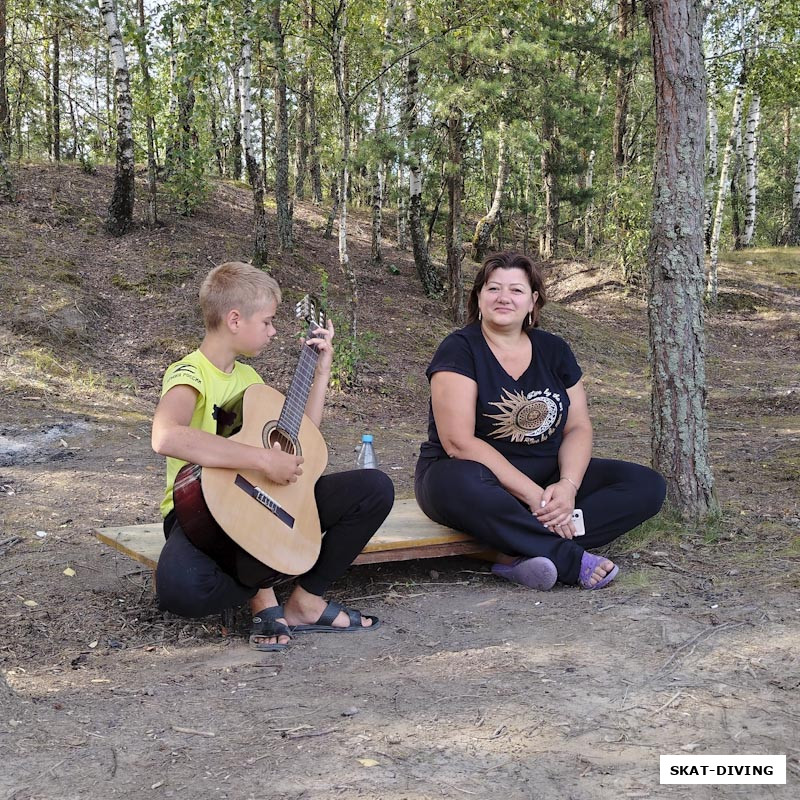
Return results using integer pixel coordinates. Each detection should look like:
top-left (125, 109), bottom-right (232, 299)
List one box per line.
top-left (491, 556), bottom-right (558, 591)
top-left (290, 600), bottom-right (380, 633)
top-left (579, 552), bottom-right (618, 589)
top-left (249, 605), bottom-right (292, 651)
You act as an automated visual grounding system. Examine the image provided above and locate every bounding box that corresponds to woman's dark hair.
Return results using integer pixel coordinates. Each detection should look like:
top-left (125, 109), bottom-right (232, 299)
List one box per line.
top-left (466, 251), bottom-right (547, 329)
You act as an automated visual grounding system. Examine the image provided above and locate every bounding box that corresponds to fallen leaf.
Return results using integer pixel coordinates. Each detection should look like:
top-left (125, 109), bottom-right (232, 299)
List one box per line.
top-left (23, 599), bottom-right (38, 607)
top-left (358, 758), bottom-right (379, 767)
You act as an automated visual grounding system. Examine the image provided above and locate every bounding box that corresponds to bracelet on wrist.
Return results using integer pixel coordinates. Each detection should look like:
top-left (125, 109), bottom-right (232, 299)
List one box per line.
top-left (561, 476), bottom-right (579, 492)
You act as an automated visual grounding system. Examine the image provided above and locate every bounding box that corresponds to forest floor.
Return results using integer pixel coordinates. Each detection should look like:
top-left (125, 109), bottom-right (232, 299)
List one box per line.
top-left (0, 164), bottom-right (798, 800)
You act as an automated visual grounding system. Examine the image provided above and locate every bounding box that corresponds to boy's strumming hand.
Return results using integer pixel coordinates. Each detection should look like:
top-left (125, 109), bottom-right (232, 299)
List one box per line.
top-left (262, 442), bottom-right (304, 485)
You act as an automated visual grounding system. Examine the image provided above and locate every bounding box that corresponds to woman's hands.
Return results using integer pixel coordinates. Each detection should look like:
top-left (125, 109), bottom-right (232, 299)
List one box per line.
top-left (533, 478), bottom-right (578, 538)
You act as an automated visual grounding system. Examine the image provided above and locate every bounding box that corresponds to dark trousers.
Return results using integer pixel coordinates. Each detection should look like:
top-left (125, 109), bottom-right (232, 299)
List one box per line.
top-left (415, 456), bottom-right (665, 585)
top-left (156, 469), bottom-right (394, 618)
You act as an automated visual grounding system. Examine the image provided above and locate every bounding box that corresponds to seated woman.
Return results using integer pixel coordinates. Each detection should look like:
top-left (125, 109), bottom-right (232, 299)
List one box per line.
top-left (414, 251), bottom-right (665, 590)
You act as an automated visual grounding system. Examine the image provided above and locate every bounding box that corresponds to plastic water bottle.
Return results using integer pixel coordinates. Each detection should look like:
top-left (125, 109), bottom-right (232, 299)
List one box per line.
top-left (356, 434), bottom-right (378, 469)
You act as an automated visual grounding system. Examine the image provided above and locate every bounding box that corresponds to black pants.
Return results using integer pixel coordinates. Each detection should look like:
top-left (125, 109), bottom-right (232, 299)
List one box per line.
top-left (156, 469), bottom-right (394, 618)
top-left (415, 456), bottom-right (665, 585)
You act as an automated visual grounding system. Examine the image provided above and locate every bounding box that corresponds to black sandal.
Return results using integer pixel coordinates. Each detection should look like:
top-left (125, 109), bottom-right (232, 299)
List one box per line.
top-left (249, 605), bottom-right (292, 651)
top-left (290, 600), bottom-right (381, 633)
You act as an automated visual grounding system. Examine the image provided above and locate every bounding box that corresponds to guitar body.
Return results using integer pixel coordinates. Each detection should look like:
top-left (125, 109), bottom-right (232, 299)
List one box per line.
top-left (175, 384), bottom-right (328, 576)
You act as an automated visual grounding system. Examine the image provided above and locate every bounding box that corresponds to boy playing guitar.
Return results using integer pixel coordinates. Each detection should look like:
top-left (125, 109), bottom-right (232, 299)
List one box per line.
top-left (151, 261), bottom-right (393, 650)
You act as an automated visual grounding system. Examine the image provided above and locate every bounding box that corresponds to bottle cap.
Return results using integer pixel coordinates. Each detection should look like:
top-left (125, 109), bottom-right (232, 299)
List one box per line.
top-left (361, 434), bottom-right (373, 443)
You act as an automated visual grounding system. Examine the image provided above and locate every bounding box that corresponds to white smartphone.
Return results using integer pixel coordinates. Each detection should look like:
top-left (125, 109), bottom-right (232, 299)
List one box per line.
top-left (571, 508), bottom-right (586, 536)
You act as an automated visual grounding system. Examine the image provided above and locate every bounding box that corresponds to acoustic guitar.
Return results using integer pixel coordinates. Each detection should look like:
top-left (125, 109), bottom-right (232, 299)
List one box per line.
top-left (173, 296), bottom-right (329, 578)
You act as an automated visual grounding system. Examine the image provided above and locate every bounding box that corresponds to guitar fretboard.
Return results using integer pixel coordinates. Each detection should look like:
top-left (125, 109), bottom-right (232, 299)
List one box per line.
top-left (277, 342), bottom-right (319, 438)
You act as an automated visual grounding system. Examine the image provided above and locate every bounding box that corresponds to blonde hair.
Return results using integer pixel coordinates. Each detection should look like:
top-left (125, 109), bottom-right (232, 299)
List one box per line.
top-left (199, 262), bottom-right (282, 330)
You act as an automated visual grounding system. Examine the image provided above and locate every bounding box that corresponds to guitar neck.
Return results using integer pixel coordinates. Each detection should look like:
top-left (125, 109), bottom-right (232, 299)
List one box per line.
top-left (277, 342), bottom-right (319, 438)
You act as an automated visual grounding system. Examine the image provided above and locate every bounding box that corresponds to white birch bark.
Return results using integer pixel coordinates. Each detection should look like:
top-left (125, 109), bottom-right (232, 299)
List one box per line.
top-left (472, 119), bottom-right (510, 261)
top-left (704, 42), bottom-right (718, 250)
top-left (742, 92), bottom-right (760, 246)
top-left (707, 81), bottom-right (744, 302)
top-left (240, 4), bottom-right (269, 265)
top-left (371, 0), bottom-right (395, 266)
top-left (99, 0), bottom-right (134, 235)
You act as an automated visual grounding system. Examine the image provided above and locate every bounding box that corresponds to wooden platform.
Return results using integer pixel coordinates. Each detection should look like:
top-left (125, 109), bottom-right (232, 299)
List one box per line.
top-left (94, 499), bottom-right (487, 569)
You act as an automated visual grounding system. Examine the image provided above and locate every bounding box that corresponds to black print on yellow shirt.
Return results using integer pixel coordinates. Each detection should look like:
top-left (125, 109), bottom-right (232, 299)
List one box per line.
top-left (485, 387), bottom-right (564, 444)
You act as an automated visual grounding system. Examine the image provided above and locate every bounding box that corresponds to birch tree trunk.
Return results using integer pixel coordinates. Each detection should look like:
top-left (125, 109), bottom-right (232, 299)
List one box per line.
top-left (370, 0), bottom-right (395, 267)
top-left (136, 0), bottom-right (158, 228)
top-left (240, 5), bottom-right (269, 267)
top-left (645, 0), bottom-right (715, 520)
top-left (704, 43), bottom-right (718, 252)
top-left (230, 62), bottom-right (243, 179)
top-left (100, 0), bottom-right (135, 236)
top-left (472, 119), bottom-right (510, 262)
top-left (330, 0), bottom-right (359, 345)
top-left (405, 0), bottom-right (442, 296)
top-left (730, 121), bottom-right (743, 249)
top-left (271, 0), bottom-right (292, 251)
top-left (742, 92), bottom-right (760, 246)
top-left (707, 79), bottom-right (744, 302)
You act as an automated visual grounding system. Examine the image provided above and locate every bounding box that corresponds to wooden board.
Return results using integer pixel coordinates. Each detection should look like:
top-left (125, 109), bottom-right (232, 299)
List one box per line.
top-left (94, 499), bottom-right (488, 569)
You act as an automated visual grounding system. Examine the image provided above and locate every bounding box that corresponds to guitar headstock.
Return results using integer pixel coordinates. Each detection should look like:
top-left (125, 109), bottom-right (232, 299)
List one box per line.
top-left (294, 294), bottom-right (327, 340)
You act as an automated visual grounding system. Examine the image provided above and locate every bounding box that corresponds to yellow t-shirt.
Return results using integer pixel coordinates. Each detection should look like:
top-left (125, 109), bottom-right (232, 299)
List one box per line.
top-left (159, 349), bottom-right (263, 517)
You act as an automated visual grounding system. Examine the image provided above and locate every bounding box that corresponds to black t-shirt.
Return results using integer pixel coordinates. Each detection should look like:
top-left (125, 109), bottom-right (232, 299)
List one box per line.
top-left (420, 322), bottom-right (583, 462)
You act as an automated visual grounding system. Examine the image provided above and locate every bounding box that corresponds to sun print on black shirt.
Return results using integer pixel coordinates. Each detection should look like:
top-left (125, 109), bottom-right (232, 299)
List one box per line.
top-left (485, 387), bottom-right (564, 444)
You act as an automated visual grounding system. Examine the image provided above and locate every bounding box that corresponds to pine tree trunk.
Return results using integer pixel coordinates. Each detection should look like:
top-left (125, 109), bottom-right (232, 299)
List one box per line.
top-left (52, 13), bottom-right (60, 162)
top-left (446, 90), bottom-right (465, 324)
top-left (240, 6), bottom-right (269, 267)
top-left (540, 110), bottom-right (559, 259)
top-left (0, 0), bottom-right (9, 152)
top-left (323, 176), bottom-right (338, 238)
top-left (645, 0), bottom-right (715, 520)
top-left (742, 93), bottom-right (760, 247)
top-left (295, 71), bottom-right (308, 199)
top-left (100, 0), bottom-right (135, 236)
top-left (405, 0), bottom-right (442, 296)
top-left (43, 28), bottom-right (52, 159)
top-left (613, 0), bottom-right (634, 177)
top-left (707, 80), bottom-right (744, 302)
top-left (781, 152), bottom-right (800, 245)
top-left (271, 1), bottom-right (292, 251)
top-left (584, 77), bottom-right (607, 255)
top-left (472, 119), bottom-right (510, 262)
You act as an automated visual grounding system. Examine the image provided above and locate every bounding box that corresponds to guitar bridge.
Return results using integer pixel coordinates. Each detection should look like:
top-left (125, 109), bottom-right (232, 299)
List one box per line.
top-left (234, 475), bottom-right (295, 529)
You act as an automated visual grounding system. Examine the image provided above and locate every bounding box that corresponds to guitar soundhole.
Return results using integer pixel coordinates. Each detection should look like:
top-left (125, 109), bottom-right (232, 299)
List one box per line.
top-left (263, 423), bottom-right (301, 457)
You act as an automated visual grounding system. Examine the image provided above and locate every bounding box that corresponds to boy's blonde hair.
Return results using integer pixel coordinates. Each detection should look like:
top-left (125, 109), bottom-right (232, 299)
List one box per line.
top-left (199, 261), bottom-right (282, 330)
